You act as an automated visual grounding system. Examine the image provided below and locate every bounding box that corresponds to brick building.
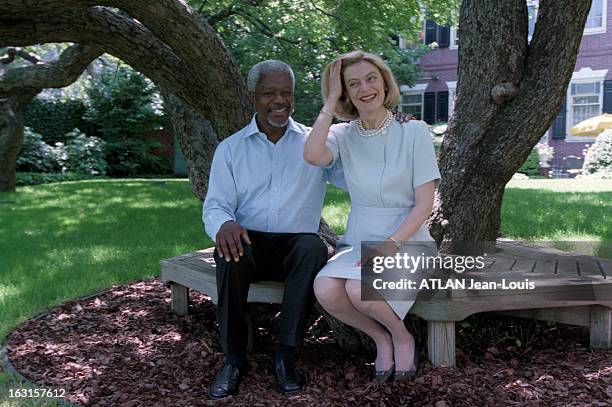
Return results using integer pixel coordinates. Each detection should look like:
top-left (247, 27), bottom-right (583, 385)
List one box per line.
top-left (403, 0), bottom-right (612, 177)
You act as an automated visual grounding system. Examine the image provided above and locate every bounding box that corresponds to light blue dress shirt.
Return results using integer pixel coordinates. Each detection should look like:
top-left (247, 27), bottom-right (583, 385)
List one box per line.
top-left (203, 115), bottom-right (343, 241)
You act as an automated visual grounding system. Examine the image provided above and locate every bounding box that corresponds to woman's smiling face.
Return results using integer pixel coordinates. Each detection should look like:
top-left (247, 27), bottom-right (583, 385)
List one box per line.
top-left (343, 61), bottom-right (386, 115)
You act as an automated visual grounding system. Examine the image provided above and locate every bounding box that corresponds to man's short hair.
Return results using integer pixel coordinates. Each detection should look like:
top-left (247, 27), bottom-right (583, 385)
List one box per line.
top-left (247, 60), bottom-right (295, 93)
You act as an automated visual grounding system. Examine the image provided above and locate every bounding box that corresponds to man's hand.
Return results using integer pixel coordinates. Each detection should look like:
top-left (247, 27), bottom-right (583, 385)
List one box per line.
top-left (393, 111), bottom-right (415, 124)
top-left (216, 220), bottom-right (251, 263)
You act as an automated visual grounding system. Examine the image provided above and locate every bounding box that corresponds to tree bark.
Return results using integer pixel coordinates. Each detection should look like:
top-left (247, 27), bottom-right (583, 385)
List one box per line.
top-left (0, 92), bottom-right (37, 191)
top-left (160, 89), bottom-right (220, 201)
top-left (430, 0), bottom-right (592, 252)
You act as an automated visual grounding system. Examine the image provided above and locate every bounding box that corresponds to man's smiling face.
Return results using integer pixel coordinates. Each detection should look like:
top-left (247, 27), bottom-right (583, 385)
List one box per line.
top-left (254, 70), bottom-right (294, 129)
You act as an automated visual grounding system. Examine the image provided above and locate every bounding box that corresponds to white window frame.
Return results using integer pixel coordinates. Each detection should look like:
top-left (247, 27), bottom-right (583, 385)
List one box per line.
top-left (449, 27), bottom-right (458, 49)
top-left (584, 0), bottom-right (606, 35)
top-left (400, 84), bottom-right (427, 120)
top-left (523, 0), bottom-right (606, 39)
top-left (446, 81), bottom-right (457, 119)
top-left (527, 0), bottom-right (538, 41)
top-left (565, 68), bottom-right (608, 142)
top-left (422, 19), bottom-right (429, 46)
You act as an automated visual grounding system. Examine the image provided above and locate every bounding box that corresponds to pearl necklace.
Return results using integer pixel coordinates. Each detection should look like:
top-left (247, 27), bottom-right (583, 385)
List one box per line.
top-left (355, 110), bottom-right (393, 138)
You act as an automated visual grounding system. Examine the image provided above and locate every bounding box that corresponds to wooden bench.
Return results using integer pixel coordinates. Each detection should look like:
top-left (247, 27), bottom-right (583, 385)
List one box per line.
top-left (160, 241), bottom-right (612, 367)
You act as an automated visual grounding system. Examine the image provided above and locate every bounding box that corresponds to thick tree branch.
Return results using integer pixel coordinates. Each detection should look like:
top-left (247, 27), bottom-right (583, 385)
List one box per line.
top-left (0, 4), bottom-right (252, 138)
top-left (0, 44), bottom-right (103, 96)
top-left (482, 0), bottom-right (592, 168)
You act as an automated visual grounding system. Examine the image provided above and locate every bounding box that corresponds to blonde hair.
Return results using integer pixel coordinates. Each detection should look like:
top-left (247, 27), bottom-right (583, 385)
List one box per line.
top-left (321, 51), bottom-right (400, 121)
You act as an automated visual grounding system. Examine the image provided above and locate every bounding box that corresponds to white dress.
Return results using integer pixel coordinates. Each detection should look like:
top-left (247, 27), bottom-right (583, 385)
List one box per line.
top-left (315, 120), bottom-right (441, 319)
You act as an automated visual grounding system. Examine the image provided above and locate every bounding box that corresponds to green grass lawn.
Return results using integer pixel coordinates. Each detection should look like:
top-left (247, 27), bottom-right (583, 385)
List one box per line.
top-left (323, 179), bottom-right (612, 241)
top-left (0, 178), bottom-right (611, 404)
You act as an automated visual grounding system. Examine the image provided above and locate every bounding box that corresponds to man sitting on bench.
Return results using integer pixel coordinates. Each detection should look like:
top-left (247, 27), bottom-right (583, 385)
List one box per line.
top-left (202, 60), bottom-right (342, 399)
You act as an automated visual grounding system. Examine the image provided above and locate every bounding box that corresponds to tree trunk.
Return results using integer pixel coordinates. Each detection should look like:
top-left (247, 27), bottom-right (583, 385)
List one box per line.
top-left (430, 0), bottom-right (592, 251)
top-left (0, 92), bottom-right (37, 192)
top-left (161, 89), bottom-right (221, 201)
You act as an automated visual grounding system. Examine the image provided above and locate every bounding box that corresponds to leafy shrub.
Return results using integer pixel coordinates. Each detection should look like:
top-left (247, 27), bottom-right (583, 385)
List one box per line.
top-left (535, 142), bottom-right (554, 167)
top-left (15, 172), bottom-right (104, 186)
top-left (16, 128), bottom-right (62, 172)
top-left (84, 66), bottom-right (164, 140)
top-left (24, 98), bottom-right (94, 144)
top-left (428, 123), bottom-right (446, 157)
top-left (517, 148), bottom-right (540, 177)
top-left (61, 129), bottom-right (107, 175)
top-left (17, 128), bottom-right (107, 175)
top-left (582, 129), bottom-right (612, 176)
top-left (103, 138), bottom-right (172, 177)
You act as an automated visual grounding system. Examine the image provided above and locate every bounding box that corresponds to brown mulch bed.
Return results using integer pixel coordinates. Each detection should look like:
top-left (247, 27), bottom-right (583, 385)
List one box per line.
top-left (4, 278), bottom-right (612, 406)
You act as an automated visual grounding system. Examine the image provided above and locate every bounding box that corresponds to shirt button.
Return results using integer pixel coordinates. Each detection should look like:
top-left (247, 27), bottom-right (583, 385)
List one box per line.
top-left (273, 187), bottom-right (278, 192)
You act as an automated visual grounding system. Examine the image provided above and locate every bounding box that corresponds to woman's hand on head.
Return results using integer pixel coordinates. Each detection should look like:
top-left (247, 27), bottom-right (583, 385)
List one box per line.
top-left (326, 60), bottom-right (343, 105)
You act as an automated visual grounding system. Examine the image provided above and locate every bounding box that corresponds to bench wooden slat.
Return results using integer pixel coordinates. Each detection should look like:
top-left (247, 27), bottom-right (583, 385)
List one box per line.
top-left (578, 260), bottom-right (605, 277)
top-left (556, 259), bottom-right (579, 276)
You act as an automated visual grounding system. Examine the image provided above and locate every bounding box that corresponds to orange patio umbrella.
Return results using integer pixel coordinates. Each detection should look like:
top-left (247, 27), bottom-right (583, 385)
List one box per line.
top-left (570, 113), bottom-right (612, 137)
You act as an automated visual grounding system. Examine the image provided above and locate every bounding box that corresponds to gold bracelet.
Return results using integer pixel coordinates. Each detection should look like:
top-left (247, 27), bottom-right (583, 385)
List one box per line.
top-left (320, 107), bottom-right (334, 118)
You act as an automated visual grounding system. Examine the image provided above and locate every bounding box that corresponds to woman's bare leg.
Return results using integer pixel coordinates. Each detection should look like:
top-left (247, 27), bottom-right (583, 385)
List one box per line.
top-left (344, 279), bottom-right (416, 371)
top-left (314, 277), bottom-right (393, 371)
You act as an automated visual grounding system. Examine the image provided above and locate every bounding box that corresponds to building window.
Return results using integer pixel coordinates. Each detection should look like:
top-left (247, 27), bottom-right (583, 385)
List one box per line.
top-left (525, 0), bottom-right (605, 38)
top-left (585, 0), bottom-right (606, 34)
top-left (565, 68), bottom-right (608, 141)
top-left (570, 82), bottom-right (601, 127)
top-left (401, 93), bottom-right (424, 120)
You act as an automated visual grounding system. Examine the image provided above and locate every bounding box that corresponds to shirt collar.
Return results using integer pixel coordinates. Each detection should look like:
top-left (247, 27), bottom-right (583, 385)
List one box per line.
top-left (243, 114), bottom-right (303, 139)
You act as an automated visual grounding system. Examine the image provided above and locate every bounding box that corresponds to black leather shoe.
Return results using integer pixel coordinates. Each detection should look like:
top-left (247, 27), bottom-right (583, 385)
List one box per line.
top-left (274, 354), bottom-right (304, 395)
top-left (208, 363), bottom-right (245, 400)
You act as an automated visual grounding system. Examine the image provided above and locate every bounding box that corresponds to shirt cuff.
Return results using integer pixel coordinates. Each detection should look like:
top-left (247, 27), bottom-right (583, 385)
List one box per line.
top-left (204, 212), bottom-right (235, 242)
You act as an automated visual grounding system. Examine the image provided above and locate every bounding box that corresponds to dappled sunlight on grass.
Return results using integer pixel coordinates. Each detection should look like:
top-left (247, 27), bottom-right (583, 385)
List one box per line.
top-left (323, 186), bottom-right (350, 234)
top-left (0, 179), bottom-right (209, 340)
top-left (325, 181), bottom-right (611, 242)
top-left (501, 188), bottom-right (611, 241)
top-left (507, 178), bottom-right (612, 192)
top-left (0, 284), bottom-right (19, 304)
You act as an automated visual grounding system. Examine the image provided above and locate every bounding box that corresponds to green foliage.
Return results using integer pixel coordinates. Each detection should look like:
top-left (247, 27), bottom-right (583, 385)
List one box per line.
top-left (102, 138), bottom-right (172, 177)
top-left (582, 129), bottom-right (612, 176)
top-left (17, 127), bottom-right (107, 175)
top-left (60, 129), bottom-right (108, 175)
top-left (16, 128), bottom-right (62, 172)
top-left (517, 148), bottom-right (540, 177)
top-left (199, 0), bottom-right (457, 124)
top-left (15, 172), bottom-right (103, 186)
top-left (24, 98), bottom-right (94, 144)
top-left (84, 66), bottom-right (164, 140)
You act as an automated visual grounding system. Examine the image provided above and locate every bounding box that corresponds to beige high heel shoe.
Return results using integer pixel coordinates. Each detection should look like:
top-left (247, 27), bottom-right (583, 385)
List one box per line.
top-left (394, 342), bottom-right (420, 381)
top-left (374, 363), bottom-right (395, 383)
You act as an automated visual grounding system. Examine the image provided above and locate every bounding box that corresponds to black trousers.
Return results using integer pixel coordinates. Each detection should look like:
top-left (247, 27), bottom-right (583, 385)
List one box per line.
top-left (214, 230), bottom-right (328, 353)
